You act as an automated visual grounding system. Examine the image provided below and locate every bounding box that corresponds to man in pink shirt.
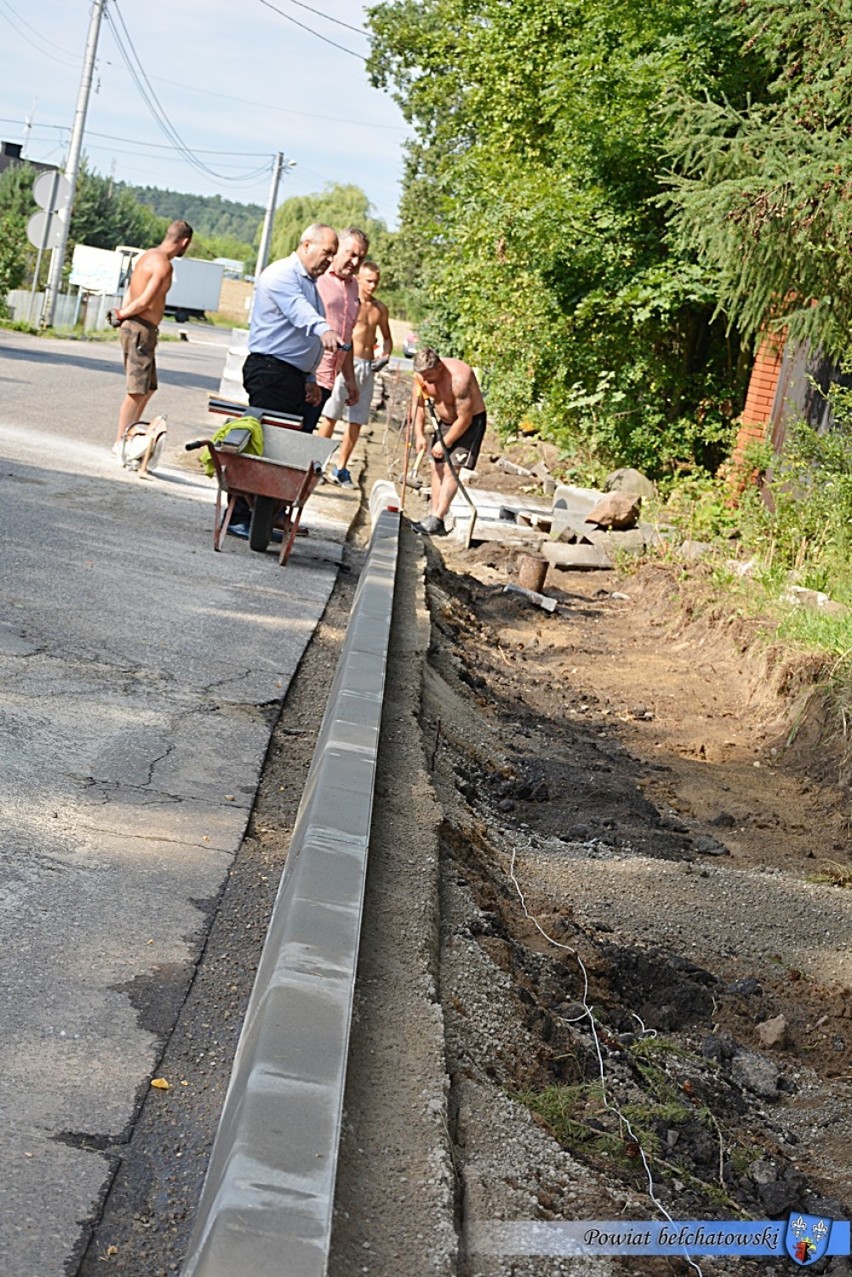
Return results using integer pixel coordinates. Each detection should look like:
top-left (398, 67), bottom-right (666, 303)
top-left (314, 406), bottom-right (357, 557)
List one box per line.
top-left (303, 227), bottom-right (368, 432)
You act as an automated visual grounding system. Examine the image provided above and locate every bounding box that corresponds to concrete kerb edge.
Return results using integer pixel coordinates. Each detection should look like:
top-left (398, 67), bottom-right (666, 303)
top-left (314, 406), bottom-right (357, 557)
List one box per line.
top-left (180, 500), bottom-right (402, 1277)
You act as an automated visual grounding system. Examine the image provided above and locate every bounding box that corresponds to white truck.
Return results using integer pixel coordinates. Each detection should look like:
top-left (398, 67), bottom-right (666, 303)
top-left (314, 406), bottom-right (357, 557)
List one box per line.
top-left (70, 244), bottom-right (225, 322)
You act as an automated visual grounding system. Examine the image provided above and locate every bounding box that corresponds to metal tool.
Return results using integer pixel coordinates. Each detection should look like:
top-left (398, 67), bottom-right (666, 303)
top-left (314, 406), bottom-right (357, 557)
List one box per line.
top-left (424, 397), bottom-right (478, 549)
top-left (399, 405), bottom-right (413, 513)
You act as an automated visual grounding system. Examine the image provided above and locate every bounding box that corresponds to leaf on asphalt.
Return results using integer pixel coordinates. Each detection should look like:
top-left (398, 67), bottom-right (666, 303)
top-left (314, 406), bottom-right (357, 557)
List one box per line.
top-left (150, 1077), bottom-right (170, 1090)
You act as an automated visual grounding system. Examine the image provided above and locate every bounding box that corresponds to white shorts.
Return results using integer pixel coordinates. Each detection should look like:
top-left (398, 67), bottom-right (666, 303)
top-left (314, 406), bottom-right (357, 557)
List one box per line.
top-left (323, 358), bottom-right (375, 426)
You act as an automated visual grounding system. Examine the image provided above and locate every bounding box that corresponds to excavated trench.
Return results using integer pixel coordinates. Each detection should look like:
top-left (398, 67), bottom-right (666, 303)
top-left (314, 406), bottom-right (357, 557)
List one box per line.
top-left (421, 545), bottom-right (852, 1277)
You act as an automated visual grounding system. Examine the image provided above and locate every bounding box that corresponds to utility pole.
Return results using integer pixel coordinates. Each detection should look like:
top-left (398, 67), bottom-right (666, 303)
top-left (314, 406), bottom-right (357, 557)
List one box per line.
top-left (42, 0), bottom-right (106, 327)
top-left (254, 153), bottom-right (296, 281)
top-left (254, 152), bottom-right (284, 283)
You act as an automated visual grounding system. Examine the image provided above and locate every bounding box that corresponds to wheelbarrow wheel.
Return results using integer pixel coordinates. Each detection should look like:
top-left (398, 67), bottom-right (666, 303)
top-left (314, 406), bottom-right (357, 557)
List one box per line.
top-left (249, 496), bottom-right (277, 552)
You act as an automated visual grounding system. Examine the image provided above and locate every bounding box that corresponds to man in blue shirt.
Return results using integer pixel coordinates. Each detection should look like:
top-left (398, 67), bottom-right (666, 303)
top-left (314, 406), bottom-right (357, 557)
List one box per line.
top-left (243, 223), bottom-right (341, 421)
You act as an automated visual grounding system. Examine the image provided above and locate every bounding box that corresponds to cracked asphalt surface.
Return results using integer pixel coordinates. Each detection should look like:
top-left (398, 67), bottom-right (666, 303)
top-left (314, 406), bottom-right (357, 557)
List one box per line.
top-left (0, 326), bottom-right (356, 1275)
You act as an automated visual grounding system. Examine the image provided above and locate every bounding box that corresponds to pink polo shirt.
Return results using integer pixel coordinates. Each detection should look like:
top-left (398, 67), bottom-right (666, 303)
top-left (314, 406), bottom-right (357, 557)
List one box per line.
top-left (315, 270), bottom-right (360, 389)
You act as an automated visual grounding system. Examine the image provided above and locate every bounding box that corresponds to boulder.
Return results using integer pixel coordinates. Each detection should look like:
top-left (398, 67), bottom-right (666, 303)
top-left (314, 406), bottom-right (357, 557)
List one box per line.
top-left (584, 491), bottom-right (642, 530)
top-left (605, 467), bottom-right (656, 500)
top-left (679, 540), bottom-right (715, 562)
top-left (584, 528), bottom-right (647, 555)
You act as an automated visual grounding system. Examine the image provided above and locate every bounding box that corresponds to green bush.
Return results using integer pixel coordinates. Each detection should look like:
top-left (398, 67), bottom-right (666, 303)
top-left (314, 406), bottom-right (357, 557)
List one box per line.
top-left (660, 469), bottom-right (741, 543)
top-left (739, 392), bottom-right (852, 597)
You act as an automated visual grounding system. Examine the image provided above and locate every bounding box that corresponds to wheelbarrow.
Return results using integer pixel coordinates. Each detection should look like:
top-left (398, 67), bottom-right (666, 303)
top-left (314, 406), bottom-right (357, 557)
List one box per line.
top-left (187, 420), bottom-right (336, 566)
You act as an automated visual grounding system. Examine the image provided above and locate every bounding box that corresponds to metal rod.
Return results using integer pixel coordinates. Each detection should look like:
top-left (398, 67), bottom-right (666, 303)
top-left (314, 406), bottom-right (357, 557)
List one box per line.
top-left (425, 399), bottom-right (478, 548)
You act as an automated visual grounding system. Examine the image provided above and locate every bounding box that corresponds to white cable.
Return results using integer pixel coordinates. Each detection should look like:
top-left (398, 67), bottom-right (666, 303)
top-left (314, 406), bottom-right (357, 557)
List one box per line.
top-left (507, 844), bottom-right (705, 1277)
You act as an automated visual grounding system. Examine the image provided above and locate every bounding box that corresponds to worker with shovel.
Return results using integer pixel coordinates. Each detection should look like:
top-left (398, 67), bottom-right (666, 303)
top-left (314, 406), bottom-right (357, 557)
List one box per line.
top-left (410, 347), bottom-right (486, 538)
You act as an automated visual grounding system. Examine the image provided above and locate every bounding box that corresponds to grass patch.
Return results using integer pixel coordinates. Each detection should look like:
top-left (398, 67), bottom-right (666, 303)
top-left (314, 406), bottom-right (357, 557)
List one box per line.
top-left (808, 859), bottom-right (852, 888)
top-left (515, 1033), bottom-right (766, 1216)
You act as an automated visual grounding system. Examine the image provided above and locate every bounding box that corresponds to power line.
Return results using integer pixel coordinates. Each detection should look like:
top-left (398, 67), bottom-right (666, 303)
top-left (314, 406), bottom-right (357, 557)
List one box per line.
top-left (83, 149), bottom-right (276, 189)
top-left (97, 61), bottom-right (405, 131)
top-left (3, 120), bottom-right (274, 192)
top-left (85, 142), bottom-right (271, 170)
top-left (280, 0), bottom-right (366, 37)
top-left (86, 129), bottom-right (273, 157)
top-left (257, 0), bottom-right (366, 61)
top-left (0, 0), bottom-right (78, 66)
top-left (0, 116), bottom-right (66, 133)
top-left (105, 0), bottom-right (271, 184)
top-left (9, 119), bottom-right (283, 162)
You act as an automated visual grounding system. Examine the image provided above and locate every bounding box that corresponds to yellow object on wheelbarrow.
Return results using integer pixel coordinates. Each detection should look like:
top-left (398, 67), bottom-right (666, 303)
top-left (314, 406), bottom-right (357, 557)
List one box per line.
top-left (187, 422), bottom-right (336, 566)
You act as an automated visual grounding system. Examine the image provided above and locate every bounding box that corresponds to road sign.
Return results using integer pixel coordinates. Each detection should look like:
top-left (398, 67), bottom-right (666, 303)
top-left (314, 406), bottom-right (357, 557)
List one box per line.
top-left (33, 170), bottom-right (71, 211)
top-left (27, 208), bottom-right (64, 251)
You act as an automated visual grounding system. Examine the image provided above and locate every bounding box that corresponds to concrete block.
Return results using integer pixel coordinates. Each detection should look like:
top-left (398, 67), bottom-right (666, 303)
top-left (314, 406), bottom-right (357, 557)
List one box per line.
top-left (549, 512), bottom-right (593, 543)
top-left (551, 483), bottom-right (604, 518)
top-left (583, 528), bottom-right (647, 555)
top-left (459, 523), bottom-right (546, 549)
top-left (542, 541), bottom-right (612, 570)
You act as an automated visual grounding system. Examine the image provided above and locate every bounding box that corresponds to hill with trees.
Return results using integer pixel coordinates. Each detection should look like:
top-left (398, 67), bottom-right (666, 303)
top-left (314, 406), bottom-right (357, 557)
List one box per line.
top-left (117, 185), bottom-right (264, 248)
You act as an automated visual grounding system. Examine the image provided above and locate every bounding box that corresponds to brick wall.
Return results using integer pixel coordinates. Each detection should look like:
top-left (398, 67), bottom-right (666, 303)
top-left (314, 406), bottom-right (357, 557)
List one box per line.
top-left (731, 331), bottom-right (786, 470)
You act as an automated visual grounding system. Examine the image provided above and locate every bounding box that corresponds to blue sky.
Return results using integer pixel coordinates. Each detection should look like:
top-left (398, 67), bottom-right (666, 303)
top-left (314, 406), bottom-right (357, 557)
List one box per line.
top-left (0, 0), bottom-right (410, 229)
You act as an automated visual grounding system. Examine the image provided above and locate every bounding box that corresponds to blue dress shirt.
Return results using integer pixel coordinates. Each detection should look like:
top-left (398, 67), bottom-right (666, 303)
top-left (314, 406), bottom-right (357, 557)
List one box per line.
top-left (248, 252), bottom-right (331, 374)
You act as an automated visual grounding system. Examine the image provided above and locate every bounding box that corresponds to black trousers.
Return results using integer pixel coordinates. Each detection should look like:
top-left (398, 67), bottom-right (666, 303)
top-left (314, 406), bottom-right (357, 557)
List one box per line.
top-left (242, 352), bottom-right (307, 422)
top-left (300, 384), bottom-right (332, 434)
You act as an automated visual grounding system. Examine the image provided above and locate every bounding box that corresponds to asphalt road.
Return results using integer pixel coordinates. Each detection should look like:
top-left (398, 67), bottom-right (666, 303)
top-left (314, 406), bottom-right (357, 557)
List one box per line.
top-left (0, 327), bottom-right (357, 1275)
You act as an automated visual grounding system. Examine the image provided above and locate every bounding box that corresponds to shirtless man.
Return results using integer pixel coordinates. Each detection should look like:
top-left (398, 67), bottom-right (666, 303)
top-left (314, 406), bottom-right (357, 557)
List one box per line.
top-left (410, 346), bottom-right (487, 537)
top-left (112, 219), bottom-right (193, 449)
top-left (317, 259), bottom-right (392, 487)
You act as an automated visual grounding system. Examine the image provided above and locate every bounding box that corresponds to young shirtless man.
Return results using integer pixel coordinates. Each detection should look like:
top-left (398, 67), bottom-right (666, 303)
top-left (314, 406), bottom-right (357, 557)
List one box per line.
top-left (410, 346), bottom-right (487, 536)
top-left (112, 219), bottom-right (193, 450)
top-left (316, 259), bottom-right (392, 487)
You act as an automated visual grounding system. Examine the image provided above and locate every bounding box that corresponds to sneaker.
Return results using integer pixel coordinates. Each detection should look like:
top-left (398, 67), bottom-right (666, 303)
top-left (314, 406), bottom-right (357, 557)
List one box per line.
top-left (331, 466), bottom-right (354, 488)
top-left (411, 514), bottom-right (447, 536)
top-left (226, 521), bottom-right (251, 539)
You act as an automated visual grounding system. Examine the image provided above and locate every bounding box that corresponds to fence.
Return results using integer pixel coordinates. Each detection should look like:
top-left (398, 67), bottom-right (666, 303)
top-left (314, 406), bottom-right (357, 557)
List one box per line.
top-left (5, 289), bottom-right (122, 331)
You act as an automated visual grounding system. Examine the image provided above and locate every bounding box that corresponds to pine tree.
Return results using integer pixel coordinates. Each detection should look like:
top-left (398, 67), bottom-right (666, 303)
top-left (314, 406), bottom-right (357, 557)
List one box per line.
top-left (664, 0), bottom-right (852, 357)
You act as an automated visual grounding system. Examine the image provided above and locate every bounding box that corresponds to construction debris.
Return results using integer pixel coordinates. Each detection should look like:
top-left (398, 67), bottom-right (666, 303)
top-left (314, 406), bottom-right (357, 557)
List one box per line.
top-left (543, 542), bottom-right (613, 571)
top-left (502, 583), bottom-right (558, 613)
top-left (496, 457), bottom-right (534, 477)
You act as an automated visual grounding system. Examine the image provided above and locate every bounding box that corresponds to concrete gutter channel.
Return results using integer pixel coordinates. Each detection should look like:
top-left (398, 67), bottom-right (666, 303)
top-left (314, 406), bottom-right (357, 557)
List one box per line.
top-left (180, 486), bottom-right (457, 1275)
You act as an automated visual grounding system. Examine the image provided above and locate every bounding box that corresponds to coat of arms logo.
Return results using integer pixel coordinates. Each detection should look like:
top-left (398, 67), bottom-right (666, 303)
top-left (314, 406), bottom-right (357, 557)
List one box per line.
top-left (785, 1214), bottom-right (832, 1266)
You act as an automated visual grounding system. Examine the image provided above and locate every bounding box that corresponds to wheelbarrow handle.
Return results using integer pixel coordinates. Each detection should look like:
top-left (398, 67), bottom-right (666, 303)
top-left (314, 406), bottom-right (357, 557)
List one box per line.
top-left (185, 439), bottom-right (212, 452)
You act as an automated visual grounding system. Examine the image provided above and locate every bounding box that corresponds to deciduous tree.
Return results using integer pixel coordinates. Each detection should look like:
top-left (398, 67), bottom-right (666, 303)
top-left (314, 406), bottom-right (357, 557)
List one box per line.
top-left (367, 0), bottom-right (758, 476)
